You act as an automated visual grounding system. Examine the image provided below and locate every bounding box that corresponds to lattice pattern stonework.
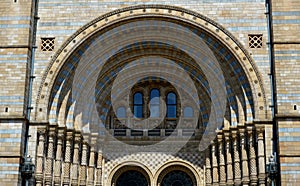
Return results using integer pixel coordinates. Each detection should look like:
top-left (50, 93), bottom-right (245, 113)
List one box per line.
top-left (41, 38), bottom-right (55, 51)
top-left (248, 34), bottom-right (263, 48)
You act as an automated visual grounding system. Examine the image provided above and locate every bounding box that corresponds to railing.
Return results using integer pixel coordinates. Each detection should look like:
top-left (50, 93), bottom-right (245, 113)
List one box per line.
top-left (109, 117), bottom-right (202, 138)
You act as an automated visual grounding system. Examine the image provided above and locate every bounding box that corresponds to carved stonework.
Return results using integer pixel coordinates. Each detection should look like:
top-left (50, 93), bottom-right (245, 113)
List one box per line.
top-left (238, 125), bottom-right (250, 185)
top-left (224, 130), bottom-right (234, 185)
top-left (35, 127), bottom-right (47, 186)
top-left (247, 124), bottom-right (258, 185)
top-left (231, 128), bottom-right (241, 185)
top-left (54, 127), bottom-right (65, 185)
top-left (71, 132), bottom-right (82, 186)
top-left (205, 147), bottom-right (212, 186)
top-left (45, 126), bottom-right (57, 186)
top-left (63, 130), bottom-right (74, 185)
top-left (217, 133), bottom-right (226, 186)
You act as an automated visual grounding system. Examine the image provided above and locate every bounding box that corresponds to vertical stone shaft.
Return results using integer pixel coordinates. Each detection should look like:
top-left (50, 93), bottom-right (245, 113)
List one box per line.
top-left (80, 142), bottom-right (88, 185)
top-left (217, 133), bottom-right (226, 186)
top-left (54, 128), bottom-right (65, 186)
top-left (247, 125), bottom-right (258, 185)
top-left (71, 133), bottom-right (82, 186)
top-left (239, 125), bottom-right (250, 185)
top-left (45, 127), bottom-right (56, 186)
top-left (63, 131), bottom-right (73, 185)
top-left (211, 143), bottom-right (219, 185)
top-left (224, 130), bottom-right (234, 185)
top-left (232, 128), bottom-right (241, 185)
top-left (256, 125), bottom-right (266, 186)
top-left (205, 147), bottom-right (212, 186)
top-left (35, 128), bottom-right (46, 186)
top-left (88, 135), bottom-right (97, 186)
top-left (95, 150), bottom-right (103, 186)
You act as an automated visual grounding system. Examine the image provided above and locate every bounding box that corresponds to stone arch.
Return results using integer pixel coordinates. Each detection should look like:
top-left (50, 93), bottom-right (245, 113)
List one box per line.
top-left (154, 161), bottom-right (201, 186)
top-left (34, 5), bottom-right (268, 131)
top-left (107, 161), bottom-right (153, 186)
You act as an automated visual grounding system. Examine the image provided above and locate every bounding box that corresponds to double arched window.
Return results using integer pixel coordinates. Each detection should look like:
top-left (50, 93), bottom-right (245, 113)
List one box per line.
top-left (132, 89), bottom-right (177, 118)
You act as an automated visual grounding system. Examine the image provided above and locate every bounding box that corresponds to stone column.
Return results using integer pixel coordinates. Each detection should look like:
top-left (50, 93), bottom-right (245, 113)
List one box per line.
top-left (95, 149), bottom-right (103, 186)
top-left (205, 147), bottom-right (212, 186)
top-left (71, 132), bottom-right (82, 186)
top-left (80, 140), bottom-right (89, 185)
top-left (256, 125), bottom-right (266, 186)
top-left (63, 130), bottom-right (73, 185)
top-left (211, 142), bottom-right (219, 185)
top-left (224, 129), bottom-right (234, 185)
top-left (217, 132), bottom-right (226, 186)
top-left (87, 134), bottom-right (97, 186)
top-left (54, 127), bottom-right (65, 186)
top-left (35, 127), bottom-right (47, 186)
top-left (247, 124), bottom-right (258, 185)
top-left (231, 127), bottom-right (241, 185)
top-left (239, 125), bottom-right (250, 185)
top-left (45, 126), bottom-right (57, 186)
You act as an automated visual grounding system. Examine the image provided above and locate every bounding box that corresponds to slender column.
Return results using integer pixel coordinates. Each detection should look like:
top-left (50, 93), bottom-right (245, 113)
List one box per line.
top-left (247, 124), bottom-right (258, 185)
top-left (95, 149), bottom-right (103, 186)
top-left (217, 132), bottom-right (226, 186)
top-left (211, 142), bottom-right (219, 185)
top-left (63, 130), bottom-right (73, 185)
top-left (35, 127), bottom-right (47, 186)
top-left (256, 125), bottom-right (266, 186)
top-left (71, 132), bottom-right (82, 186)
top-left (87, 135), bottom-right (97, 186)
top-left (54, 127), bottom-right (65, 186)
top-left (224, 130), bottom-right (234, 185)
top-left (205, 147), bottom-right (212, 186)
top-left (45, 126), bottom-right (57, 186)
top-left (239, 125), bottom-right (250, 185)
top-left (232, 128), bottom-right (242, 185)
top-left (80, 141), bottom-right (89, 185)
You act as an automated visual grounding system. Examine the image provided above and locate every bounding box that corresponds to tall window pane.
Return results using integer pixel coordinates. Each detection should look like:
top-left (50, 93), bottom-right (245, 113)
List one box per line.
top-left (167, 92), bottom-right (176, 118)
top-left (133, 92), bottom-right (143, 118)
top-left (150, 89), bottom-right (160, 117)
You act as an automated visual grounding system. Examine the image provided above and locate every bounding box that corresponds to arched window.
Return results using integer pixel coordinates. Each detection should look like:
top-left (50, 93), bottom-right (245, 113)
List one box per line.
top-left (166, 92), bottom-right (176, 118)
top-left (184, 107), bottom-right (193, 118)
top-left (133, 92), bottom-right (143, 118)
top-left (150, 89), bottom-right (160, 118)
top-left (116, 107), bottom-right (126, 118)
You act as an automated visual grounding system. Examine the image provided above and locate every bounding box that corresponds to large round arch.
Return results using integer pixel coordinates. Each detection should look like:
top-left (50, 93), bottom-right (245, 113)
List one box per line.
top-left (107, 161), bottom-right (153, 186)
top-left (154, 161), bottom-right (201, 186)
top-left (33, 5), bottom-right (268, 137)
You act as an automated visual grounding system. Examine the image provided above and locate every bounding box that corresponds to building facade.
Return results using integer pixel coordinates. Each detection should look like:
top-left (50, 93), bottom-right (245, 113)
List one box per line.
top-left (0, 0), bottom-right (299, 185)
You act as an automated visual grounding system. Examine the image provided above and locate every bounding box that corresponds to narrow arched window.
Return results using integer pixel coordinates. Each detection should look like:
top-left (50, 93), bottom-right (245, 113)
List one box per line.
top-left (184, 107), bottom-right (193, 118)
top-left (116, 107), bottom-right (126, 118)
top-left (166, 92), bottom-right (177, 118)
top-left (150, 89), bottom-right (160, 118)
top-left (133, 92), bottom-right (143, 118)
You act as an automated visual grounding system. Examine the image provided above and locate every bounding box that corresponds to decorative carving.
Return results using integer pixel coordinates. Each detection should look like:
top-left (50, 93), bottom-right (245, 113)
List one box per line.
top-left (35, 127), bottom-right (47, 186)
top-left (80, 141), bottom-right (89, 185)
top-left (224, 130), bottom-right (234, 185)
top-left (54, 127), bottom-right (65, 185)
top-left (217, 133), bottom-right (226, 186)
top-left (71, 132), bottom-right (82, 186)
top-left (256, 125), bottom-right (266, 186)
top-left (247, 124), bottom-right (258, 185)
top-left (238, 125), bottom-right (250, 185)
top-left (95, 149), bottom-right (103, 186)
top-left (63, 130), bottom-right (73, 185)
top-left (45, 126), bottom-right (57, 186)
top-left (211, 142), bottom-right (219, 184)
top-left (231, 128), bottom-right (241, 185)
top-left (205, 147), bottom-right (212, 186)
